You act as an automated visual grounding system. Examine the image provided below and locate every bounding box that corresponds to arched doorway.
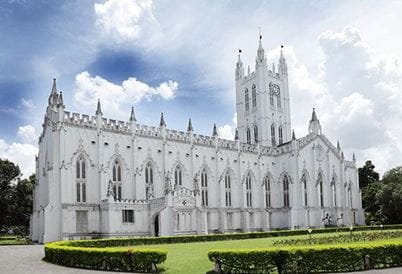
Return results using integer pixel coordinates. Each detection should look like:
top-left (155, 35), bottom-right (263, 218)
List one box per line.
top-left (154, 214), bottom-right (159, 237)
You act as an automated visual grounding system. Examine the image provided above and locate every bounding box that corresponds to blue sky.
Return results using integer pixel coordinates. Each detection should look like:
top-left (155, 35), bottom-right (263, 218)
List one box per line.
top-left (1, 0), bottom-right (402, 177)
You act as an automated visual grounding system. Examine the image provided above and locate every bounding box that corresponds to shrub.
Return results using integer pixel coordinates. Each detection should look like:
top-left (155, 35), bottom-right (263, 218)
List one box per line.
top-left (208, 239), bottom-right (402, 273)
top-left (45, 241), bottom-right (167, 273)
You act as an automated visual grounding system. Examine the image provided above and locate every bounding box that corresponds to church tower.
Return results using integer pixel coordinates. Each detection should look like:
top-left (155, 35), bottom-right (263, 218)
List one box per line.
top-left (235, 35), bottom-right (291, 147)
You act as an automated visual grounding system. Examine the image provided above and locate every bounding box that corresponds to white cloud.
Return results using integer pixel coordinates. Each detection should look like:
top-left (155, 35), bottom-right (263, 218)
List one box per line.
top-left (20, 98), bottom-right (35, 109)
top-left (218, 113), bottom-right (237, 140)
top-left (74, 71), bottom-right (178, 115)
top-left (0, 139), bottom-right (38, 178)
top-left (17, 125), bottom-right (37, 145)
top-left (94, 0), bottom-right (156, 42)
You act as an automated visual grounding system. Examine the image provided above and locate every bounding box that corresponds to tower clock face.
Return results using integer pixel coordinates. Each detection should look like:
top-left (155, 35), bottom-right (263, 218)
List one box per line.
top-left (315, 145), bottom-right (325, 162)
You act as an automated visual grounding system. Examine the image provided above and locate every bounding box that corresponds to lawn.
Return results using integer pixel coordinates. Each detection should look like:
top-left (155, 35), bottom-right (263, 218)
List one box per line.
top-left (140, 231), bottom-right (372, 274)
top-left (0, 236), bottom-right (30, 245)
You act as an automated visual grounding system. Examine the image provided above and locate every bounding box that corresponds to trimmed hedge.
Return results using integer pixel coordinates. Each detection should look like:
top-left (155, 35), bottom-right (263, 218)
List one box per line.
top-left (44, 241), bottom-right (167, 273)
top-left (64, 224), bottom-right (402, 248)
top-left (273, 230), bottom-right (402, 246)
top-left (208, 239), bottom-right (402, 273)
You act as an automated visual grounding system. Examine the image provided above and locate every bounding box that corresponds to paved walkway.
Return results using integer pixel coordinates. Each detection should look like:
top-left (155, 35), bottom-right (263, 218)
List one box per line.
top-left (1, 244), bottom-right (402, 274)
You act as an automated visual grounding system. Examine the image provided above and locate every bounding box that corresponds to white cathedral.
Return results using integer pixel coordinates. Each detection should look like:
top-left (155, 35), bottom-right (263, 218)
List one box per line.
top-left (30, 38), bottom-right (364, 243)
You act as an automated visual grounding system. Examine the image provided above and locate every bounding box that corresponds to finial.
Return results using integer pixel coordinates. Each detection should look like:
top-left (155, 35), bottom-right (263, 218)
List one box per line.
top-left (212, 123), bottom-right (218, 137)
top-left (337, 140), bottom-right (341, 150)
top-left (259, 26), bottom-right (262, 40)
top-left (187, 118), bottom-right (193, 132)
top-left (353, 153), bottom-right (356, 162)
top-left (311, 108), bottom-right (318, 121)
top-left (160, 112), bottom-right (166, 127)
top-left (281, 45), bottom-right (284, 49)
top-left (234, 128), bottom-right (239, 140)
top-left (51, 78), bottom-right (57, 94)
top-left (292, 130), bottom-right (296, 140)
top-left (58, 91), bottom-right (64, 106)
top-left (95, 99), bottom-right (103, 116)
top-left (341, 151), bottom-right (344, 159)
top-left (248, 65), bottom-right (250, 75)
top-left (129, 106), bottom-right (136, 122)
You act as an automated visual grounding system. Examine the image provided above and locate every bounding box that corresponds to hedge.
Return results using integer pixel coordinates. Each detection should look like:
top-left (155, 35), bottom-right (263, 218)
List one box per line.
top-left (44, 241), bottom-right (167, 273)
top-left (208, 239), bottom-right (402, 273)
top-left (63, 224), bottom-right (402, 248)
top-left (273, 230), bottom-right (402, 247)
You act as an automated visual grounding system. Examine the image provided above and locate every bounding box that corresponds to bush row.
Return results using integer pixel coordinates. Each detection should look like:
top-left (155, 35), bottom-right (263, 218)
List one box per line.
top-left (208, 239), bottom-right (402, 273)
top-left (44, 241), bottom-right (167, 273)
top-left (65, 224), bottom-right (402, 248)
top-left (273, 230), bottom-right (402, 246)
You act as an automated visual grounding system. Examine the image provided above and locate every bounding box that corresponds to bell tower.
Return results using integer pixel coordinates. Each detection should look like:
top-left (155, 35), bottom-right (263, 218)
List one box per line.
top-left (235, 35), bottom-right (291, 147)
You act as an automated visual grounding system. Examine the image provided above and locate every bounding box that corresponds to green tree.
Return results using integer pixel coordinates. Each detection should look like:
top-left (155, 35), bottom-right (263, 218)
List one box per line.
top-left (358, 160), bottom-right (380, 189)
top-left (0, 159), bottom-right (21, 230)
top-left (11, 174), bottom-right (35, 232)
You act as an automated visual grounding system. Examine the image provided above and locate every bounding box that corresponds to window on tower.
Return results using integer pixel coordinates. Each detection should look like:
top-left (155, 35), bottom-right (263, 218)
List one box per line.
top-left (201, 169), bottom-right (208, 207)
top-left (279, 126), bottom-right (283, 144)
top-left (264, 176), bottom-right (271, 208)
top-left (245, 89), bottom-right (249, 111)
top-left (283, 174), bottom-right (290, 207)
top-left (246, 128), bottom-right (251, 144)
top-left (225, 172), bottom-right (232, 207)
top-left (76, 155), bottom-right (87, 203)
top-left (175, 165), bottom-right (183, 186)
top-left (112, 160), bottom-right (122, 200)
top-left (251, 84), bottom-right (257, 108)
top-left (271, 124), bottom-right (276, 146)
top-left (246, 173), bottom-right (252, 207)
top-left (253, 125), bottom-right (258, 143)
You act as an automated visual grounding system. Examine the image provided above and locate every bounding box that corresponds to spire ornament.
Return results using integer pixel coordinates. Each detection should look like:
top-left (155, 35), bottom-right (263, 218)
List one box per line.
top-left (95, 99), bottom-right (103, 116)
top-left (187, 118), bottom-right (193, 132)
top-left (292, 130), bottom-right (296, 140)
top-left (129, 106), bottom-right (136, 122)
top-left (160, 112), bottom-right (166, 127)
top-left (234, 128), bottom-right (239, 140)
top-left (212, 123), bottom-right (218, 137)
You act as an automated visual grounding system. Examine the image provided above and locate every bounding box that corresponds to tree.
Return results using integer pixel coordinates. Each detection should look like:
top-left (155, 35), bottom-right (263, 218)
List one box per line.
top-left (358, 160), bottom-right (380, 189)
top-left (0, 159), bottom-right (21, 230)
top-left (10, 174), bottom-right (35, 232)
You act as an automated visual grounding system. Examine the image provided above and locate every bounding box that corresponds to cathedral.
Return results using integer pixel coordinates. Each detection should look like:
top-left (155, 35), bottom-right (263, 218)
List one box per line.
top-left (30, 37), bottom-right (364, 243)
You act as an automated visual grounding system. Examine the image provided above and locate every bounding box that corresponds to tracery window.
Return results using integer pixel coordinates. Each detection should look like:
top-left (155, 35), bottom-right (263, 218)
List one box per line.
top-left (253, 125), bottom-right (258, 143)
top-left (175, 165), bottom-right (182, 186)
top-left (245, 88), bottom-right (250, 111)
top-left (318, 173), bottom-right (324, 207)
top-left (331, 177), bottom-right (337, 207)
top-left (225, 172), bottom-right (232, 207)
top-left (277, 91), bottom-right (281, 108)
top-left (302, 174), bottom-right (308, 207)
top-left (112, 160), bottom-right (122, 200)
top-left (270, 92), bottom-right (274, 106)
top-left (264, 176), bottom-right (271, 208)
top-left (145, 162), bottom-right (153, 200)
top-left (279, 126), bottom-right (283, 145)
top-left (271, 124), bottom-right (276, 146)
top-left (76, 155), bottom-right (87, 203)
top-left (246, 128), bottom-right (251, 144)
top-left (283, 174), bottom-right (290, 207)
top-left (251, 84), bottom-right (257, 108)
top-left (201, 169), bottom-right (208, 207)
top-left (246, 173), bottom-right (252, 207)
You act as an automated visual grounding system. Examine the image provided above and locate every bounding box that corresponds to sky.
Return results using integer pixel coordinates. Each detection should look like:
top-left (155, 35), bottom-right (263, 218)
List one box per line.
top-left (0, 0), bottom-right (401, 178)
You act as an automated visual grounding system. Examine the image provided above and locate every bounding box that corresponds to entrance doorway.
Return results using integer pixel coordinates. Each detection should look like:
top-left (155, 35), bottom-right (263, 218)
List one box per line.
top-left (154, 214), bottom-right (159, 237)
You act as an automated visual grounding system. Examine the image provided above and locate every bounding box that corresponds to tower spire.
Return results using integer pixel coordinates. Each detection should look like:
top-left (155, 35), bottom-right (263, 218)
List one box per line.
top-left (212, 123), bottom-right (218, 137)
top-left (129, 106), bottom-right (136, 122)
top-left (308, 108), bottom-right (322, 135)
top-left (48, 78), bottom-right (59, 106)
top-left (95, 99), bottom-right (103, 116)
top-left (278, 45), bottom-right (288, 76)
top-left (159, 112), bottom-right (166, 127)
top-left (187, 118), bottom-right (193, 132)
top-left (236, 49), bottom-right (244, 80)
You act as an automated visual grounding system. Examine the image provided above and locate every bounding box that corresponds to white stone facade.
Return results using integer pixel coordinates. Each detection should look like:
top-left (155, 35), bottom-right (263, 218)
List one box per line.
top-left (30, 39), bottom-right (364, 243)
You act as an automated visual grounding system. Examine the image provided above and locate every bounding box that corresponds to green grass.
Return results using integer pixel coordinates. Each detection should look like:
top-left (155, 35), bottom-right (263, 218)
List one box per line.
top-left (138, 231), bottom-right (378, 274)
top-left (0, 236), bottom-right (30, 245)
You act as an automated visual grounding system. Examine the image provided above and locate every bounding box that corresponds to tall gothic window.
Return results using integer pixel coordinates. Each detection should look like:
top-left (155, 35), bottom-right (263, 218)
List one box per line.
top-left (278, 126), bottom-right (283, 145)
top-left (277, 91), bottom-right (281, 108)
top-left (201, 169), bottom-right (208, 206)
top-left (145, 162), bottom-right (153, 200)
top-left (112, 160), bottom-right (122, 200)
top-left (271, 124), bottom-right (276, 146)
top-left (245, 88), bottom-right (250, 111)
top-left (251, 84), bottom-right (257, 108)
top-left (225, 172), bottom-right (232, 207)
top-left (246, 128), bottom-right (251, 144)
top-left (264, 176), bottom-right (271, 208)
top-left (348, 185), bottom-right (353, 208)
top-left (302, 174), bottom-right (308, 207)
top-left (246, 173), bottom-right (252, 207)
top-left (318, 173), bottom-right (324, 207)
top-left (76, 155), bottom-right (87, 203)
top-left (283, 174), bottom-right (290, 207)
top-left (253, 125), bottom-right (258, 143)
top-left (175, 165), bottom-right (182, 186)
top-left (331, 177), bottom-right (337, 207)
top-left (270, 91), bottom-right (274, 106)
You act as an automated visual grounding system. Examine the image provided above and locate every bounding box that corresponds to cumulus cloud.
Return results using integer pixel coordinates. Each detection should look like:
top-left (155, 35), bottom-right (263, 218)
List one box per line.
top-left (74, 71), bottom-right (178, 115)
top-left (17, 125), bottom-right (37, 144)
top-left (0, 139), bottom-right (38, 178)
top-left (94, 0), bottom-right (157, 43)
top-left (218, 113), bottom-right (237, 140)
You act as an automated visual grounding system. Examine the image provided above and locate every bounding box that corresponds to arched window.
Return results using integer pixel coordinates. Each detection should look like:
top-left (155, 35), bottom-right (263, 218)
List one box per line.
top-left (264, 176), bottom-right (271, 208)
top-left (270, 91), bottom-right (274, 106)
top-left (245, 89), bottom-right (250, 111)
top-left (278, 126), bottom-right (283, 145)
top-left (348, 184), bottom-right (353, 208)
top-left (302, 175), bottom-right (308, 207)
top-left (112, 160), bottom-right (122, 200)
top-left (318, 173), bottom-right (324, 207)
top-left (201, 169), bottom-right (208, 206)
top-left (277, 91), bottom-right (281, 108)
top-left (271, 124), bottom-right (276, 146)
top-left (331, 177), bottom-right (337, 207)
top-left (246, 173), bottom-right (252, 207)
top-left (246, 128), bottom-right (251, 144)
top-left (251, 84), bottom-right (257, 108)
top-left (283, 174), bottom-right (290, 207)
top-left (145, 163), bottom-right (153, 200)
top-left (253, 125), bottom-right (258, 143)
top-left (175, 165), bottom-right (182, 186)
top-left (76, 155), bottom-right (87, 203)
top-left (225, 172), bottom-right (232, 207)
